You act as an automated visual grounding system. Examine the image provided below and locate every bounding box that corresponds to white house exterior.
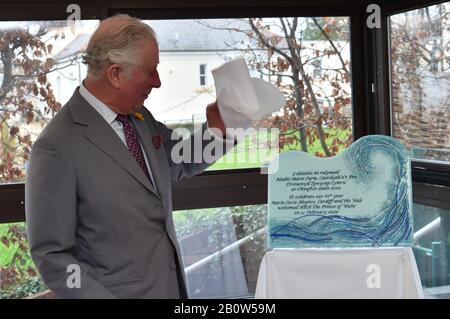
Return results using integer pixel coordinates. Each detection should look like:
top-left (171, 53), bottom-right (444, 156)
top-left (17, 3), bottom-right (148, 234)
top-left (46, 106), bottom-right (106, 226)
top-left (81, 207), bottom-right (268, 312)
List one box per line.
top-left (46, 19), bottom-right (353, 127)
top-left (49, 19), bottom-right (248, 125)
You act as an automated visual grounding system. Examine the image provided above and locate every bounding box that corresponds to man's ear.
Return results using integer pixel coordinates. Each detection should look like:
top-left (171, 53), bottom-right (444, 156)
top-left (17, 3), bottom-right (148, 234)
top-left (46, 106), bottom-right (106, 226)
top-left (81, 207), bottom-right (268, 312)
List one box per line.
top-left (105, 64), bottom-right (122, 89)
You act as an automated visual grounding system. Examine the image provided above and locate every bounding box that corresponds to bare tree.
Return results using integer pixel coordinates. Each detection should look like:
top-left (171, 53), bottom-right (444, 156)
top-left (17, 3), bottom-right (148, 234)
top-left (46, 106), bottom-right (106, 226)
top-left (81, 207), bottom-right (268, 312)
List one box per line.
top-left (0, 21), bottom-right (76, 182)
top-left (390, 3), bottom-right (450, 155)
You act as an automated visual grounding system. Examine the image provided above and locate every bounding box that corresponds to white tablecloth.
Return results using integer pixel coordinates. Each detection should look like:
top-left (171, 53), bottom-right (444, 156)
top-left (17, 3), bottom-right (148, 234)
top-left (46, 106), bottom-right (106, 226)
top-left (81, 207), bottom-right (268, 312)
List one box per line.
top-left (255, 247), bottom-right (423, 299)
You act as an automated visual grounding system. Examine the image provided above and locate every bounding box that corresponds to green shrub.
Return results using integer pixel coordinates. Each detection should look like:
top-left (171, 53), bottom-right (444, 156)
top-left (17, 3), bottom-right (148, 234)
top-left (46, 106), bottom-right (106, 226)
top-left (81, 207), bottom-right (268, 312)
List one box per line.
top-left (0, 223), bottom-right (47, 299)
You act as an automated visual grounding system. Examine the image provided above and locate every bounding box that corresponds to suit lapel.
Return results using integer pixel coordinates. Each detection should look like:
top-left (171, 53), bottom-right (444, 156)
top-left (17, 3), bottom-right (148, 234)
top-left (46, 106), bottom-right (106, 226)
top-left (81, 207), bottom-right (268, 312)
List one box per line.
top-left (69, 89), bottom-right (159, 198)
top-left (131, 113), bottom-right (170, 206)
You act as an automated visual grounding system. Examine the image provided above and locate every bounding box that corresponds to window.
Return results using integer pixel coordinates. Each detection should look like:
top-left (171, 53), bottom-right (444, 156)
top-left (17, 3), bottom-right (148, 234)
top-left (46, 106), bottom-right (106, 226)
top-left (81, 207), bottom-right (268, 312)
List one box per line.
top-left (199, 63), bottom-right (207, 86)
top-left (1, 17), bottom-right (330, 185)
top-left (412, 203), bottom-right (450, 297)
top-left (388, 1), bottom-right (450, 299)
top-left (389, 2), bottom-right (450, 164)
top-left (0, 13), bottom-right (356, 299)
top-left (145, 17), bottom-right (353, 172)
top-left (174, 204), bottom-right (267, 298)
top-left (0, 20), bottom-right (99, 184)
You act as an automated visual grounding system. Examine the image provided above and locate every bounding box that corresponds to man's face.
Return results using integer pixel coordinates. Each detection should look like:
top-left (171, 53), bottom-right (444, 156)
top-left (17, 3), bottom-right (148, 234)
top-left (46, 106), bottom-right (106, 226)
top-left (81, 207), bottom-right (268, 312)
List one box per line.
top-left (117, 38), bottom-right (161, 114)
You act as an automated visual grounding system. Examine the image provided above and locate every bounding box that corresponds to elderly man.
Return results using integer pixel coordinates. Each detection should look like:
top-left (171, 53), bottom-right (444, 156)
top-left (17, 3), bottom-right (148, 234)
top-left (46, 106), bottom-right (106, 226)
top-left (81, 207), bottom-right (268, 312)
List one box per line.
top-left (25, 15), bottom-right (232, 299)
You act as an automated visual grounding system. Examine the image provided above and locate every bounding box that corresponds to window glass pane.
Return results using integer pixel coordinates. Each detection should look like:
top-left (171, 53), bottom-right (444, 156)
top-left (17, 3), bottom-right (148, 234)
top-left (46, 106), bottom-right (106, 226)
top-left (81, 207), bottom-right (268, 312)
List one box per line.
top-left (412, 203), bottom-right (450, 298)
top-left (174, 204), bottom-right (267, 298)
top-left (0, 20), bottom-right (99, 184)
top-left (389, 3), bottom-right (450, 164)
top-left (0, 222), bottom-right (48, 299)
top-left (4, 204), bottom-right (267, 299)
top-left (4, 203), bottom-right (449, 299)
top-left (145, 18), bottom-right (353, 171)
top-left (200, 64), bottom-right (206, 75)
top-left (0, 17), bottom-right (353, 183)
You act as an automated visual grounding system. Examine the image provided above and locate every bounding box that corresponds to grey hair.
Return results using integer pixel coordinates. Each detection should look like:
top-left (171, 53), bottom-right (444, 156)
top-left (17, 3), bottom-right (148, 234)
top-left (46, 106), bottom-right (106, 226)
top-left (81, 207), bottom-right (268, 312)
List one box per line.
top-left (83, 14), bottom-right (157, 80)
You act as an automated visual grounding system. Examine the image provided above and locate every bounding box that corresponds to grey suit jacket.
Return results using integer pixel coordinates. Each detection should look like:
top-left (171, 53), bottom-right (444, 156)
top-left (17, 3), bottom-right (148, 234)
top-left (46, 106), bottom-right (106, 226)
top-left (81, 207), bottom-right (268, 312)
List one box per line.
top-left (25, 89), bottom-right (224, 298)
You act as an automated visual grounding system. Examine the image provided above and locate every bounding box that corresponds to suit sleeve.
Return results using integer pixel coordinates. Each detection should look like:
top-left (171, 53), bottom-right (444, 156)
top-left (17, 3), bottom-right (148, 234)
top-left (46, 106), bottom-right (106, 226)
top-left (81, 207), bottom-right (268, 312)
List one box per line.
top-left (149, 115), bottom-right (236, 182)
top-left (25, 138), bottom-right (116, 299)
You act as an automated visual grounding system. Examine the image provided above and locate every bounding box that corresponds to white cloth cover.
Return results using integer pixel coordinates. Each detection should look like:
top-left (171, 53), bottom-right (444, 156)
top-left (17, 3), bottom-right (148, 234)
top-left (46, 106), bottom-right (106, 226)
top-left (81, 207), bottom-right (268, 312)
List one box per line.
top-left (255, 247), bottom-right (424, 299)
top-left (212, 57), bottom-right (286, 131)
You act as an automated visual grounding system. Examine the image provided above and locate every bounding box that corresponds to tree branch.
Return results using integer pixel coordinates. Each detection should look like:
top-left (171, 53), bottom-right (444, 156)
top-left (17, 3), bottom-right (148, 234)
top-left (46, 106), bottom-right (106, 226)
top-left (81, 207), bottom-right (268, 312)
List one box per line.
top-left (279, 124), bottom-right (317, 136)
top-left (280, 19), bottom-right (331, 156)
top-left (279, 18), bottom-right (301, 68)
top-left (311, 18), bottom-right (350, 76)
top-left (248, 18), bottom-right (294, 66)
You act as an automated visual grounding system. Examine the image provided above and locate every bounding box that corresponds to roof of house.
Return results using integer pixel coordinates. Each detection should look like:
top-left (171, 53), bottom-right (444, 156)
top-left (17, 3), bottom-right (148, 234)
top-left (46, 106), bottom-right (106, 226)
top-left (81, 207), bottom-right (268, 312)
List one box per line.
top-left (149, 19), bottom-right (252, 51)
top-left (53, 19), bottom-right (254, 59)
top-left (53, 33), bottom-right (90, 60)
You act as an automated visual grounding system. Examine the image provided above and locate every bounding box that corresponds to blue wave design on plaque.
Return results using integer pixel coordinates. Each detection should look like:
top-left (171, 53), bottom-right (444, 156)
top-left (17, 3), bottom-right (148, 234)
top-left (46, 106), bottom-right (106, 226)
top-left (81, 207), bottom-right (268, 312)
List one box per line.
top-left (267, 135), bottom-right (413, 248)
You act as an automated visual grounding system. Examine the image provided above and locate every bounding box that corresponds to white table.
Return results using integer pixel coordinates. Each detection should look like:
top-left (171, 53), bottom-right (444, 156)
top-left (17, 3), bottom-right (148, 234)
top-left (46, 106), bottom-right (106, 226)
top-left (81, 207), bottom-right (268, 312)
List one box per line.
top-left (255, 247), bottom-right (424, 299)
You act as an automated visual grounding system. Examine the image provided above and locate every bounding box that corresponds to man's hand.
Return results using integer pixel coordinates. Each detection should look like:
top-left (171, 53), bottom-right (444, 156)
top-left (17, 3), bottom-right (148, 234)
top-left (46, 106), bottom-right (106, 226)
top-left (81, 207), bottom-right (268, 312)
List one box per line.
top-left (206, 101), bottom-right (226, 138)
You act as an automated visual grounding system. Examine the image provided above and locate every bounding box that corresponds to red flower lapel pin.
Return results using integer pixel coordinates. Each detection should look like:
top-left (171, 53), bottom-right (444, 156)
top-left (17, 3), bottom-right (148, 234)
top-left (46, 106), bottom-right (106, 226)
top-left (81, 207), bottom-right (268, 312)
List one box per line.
top-left (152, 134), bottom-right (163, 149)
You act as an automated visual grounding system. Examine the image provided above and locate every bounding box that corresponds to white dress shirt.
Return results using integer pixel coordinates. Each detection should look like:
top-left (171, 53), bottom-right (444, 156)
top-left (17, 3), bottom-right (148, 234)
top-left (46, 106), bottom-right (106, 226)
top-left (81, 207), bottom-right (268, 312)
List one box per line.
top-left (79, 82), bottom-right (158, 192)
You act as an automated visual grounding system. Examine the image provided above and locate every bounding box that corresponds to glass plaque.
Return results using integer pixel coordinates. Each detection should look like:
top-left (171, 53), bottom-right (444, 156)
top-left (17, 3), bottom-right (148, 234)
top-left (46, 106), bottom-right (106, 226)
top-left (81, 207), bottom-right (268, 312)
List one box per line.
top-left (268, 135), bottom-right (414, 248)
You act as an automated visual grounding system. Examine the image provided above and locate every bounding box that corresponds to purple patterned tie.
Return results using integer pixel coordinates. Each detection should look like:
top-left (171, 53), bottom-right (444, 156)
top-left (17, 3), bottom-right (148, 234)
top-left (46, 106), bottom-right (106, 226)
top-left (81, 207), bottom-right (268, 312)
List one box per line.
top-left (116, 114), bottom-right (151, 181)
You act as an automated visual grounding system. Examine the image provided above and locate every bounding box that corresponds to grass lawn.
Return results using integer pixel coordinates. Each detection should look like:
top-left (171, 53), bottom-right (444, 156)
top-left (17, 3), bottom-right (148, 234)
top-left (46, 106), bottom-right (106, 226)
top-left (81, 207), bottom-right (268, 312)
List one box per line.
top-left (207, 127), bottom-right (351, 171)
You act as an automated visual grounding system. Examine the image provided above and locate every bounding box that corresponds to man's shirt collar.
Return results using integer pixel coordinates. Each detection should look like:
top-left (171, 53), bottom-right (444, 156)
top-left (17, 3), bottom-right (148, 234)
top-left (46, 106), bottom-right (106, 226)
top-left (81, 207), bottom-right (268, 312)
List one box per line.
top-left (79, 81), bottom-right (118, 125)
